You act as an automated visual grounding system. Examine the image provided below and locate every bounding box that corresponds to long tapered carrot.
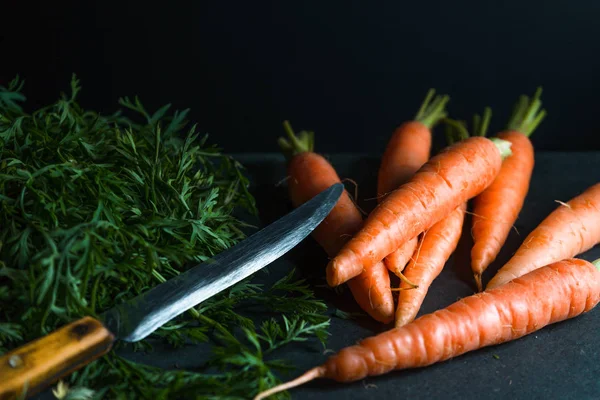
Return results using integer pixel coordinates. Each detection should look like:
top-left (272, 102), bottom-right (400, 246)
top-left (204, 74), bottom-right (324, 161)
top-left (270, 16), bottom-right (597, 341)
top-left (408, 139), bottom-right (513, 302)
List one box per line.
top-left (326, 136), bottom-right (512, 287)
top-left (377, 89), bottom-right (449, 279)
top-left (256, 258), bottom-right (600, 399)
top-left (470, 89), bottom-right (545, 291)
top-left (392, 119), bottom-right (467, 327)
top-left (395, 203), bottom-right (466, 327)
top-left (487, 182), bottom-right (600, 289)
top-left (279, 121), bottom-right (394, 323)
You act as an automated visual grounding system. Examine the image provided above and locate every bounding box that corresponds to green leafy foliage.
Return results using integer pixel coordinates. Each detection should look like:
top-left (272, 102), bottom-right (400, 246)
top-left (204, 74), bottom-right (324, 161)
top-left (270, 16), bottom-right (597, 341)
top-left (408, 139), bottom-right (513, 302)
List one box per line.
top-left (0, 76), bottom-right (330, 398)
top-left (52, 381), bottom-right (96, 400)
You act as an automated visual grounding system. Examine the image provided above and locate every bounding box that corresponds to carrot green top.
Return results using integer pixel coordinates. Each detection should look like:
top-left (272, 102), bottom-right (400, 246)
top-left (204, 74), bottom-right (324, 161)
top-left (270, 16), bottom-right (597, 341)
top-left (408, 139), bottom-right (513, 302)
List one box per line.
top-left (472, 107), bottom-right (492, 138)
top-left (414, 89), bottom-right (450, 129)
top-left (594, 258), bottom-right (600, 270)
top-left (278, 120), bottom-right (315, 160)
top-left (444, 107), bottom-right (492, 145)
top-left (444, 111), bottom-right (512, 159)
top-left (507, 87), bottom-right (546, 136)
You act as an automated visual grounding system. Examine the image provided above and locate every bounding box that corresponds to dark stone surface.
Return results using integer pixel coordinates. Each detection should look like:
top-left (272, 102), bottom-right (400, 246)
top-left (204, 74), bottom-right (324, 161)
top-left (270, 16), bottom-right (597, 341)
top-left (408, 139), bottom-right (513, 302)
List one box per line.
top-left (228, 152), bottom-right (600, 400)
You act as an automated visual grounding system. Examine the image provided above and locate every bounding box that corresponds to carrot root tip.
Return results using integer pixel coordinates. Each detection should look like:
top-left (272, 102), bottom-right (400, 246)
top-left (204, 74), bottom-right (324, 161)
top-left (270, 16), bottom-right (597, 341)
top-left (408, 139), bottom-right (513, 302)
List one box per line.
top-left (474, 273), bottom-right (483, 292)
top-left (391, 286), bottom-right (419, 292)
top-left (397, 271), bottom-right (419, 288)
top-left (254, 366), bottom-right (326, 400)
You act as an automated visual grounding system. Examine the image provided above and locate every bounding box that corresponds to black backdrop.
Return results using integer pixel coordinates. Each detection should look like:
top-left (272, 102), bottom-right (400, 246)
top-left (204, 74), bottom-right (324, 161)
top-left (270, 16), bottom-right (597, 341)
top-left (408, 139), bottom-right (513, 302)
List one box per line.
top-left (3, 1), bottom-right (600, 153)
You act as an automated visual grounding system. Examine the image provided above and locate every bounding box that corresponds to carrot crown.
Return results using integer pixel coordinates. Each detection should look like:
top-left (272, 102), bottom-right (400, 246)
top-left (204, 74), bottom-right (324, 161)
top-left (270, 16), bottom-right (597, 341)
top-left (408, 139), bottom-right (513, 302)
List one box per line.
top-left (489, 137), bottom-right (513, 159)
top-left (414, 89), bottom-right (450, 129)
top-left (507, 87), bottom-right (546, 137)
top-left (278, 120), bottom-right (315, 160)
top-left (593, 258), bottom-right (600, 270)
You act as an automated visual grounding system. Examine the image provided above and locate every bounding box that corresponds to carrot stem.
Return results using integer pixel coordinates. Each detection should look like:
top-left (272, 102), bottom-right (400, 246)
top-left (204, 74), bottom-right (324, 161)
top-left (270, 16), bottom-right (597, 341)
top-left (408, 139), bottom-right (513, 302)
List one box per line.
top-left (527, 109), bottom-right (547, 135)
top-left (506, 87), bottom-right (546, 136)
top-left (444, 119), bottom-right (459, 145)
top-left (477, 107), bottom-right (492, 137)
top-left (254, 366), bottom-right (326, 400)
top-left (446, 106), bottom-right (492, 143)
top-left (508, 95), bottom-right (528, 131)
top-left (443, 118), bottom-right (469, 143)
top-left (472, 114), bottom-right (481, 139)
top-left (414, 89), bottom-right (450, 129)
top-left (278, 120), bottom-right (315, 160)
top-left (415, 89), bottom-right (436, 121)
top-left (593, 258), bottom-right (600, 270)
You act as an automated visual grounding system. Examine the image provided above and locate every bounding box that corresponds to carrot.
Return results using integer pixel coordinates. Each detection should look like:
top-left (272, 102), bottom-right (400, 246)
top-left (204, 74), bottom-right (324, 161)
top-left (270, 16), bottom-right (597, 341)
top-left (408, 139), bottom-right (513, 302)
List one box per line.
top-left (255, 258), bottom-right (600, 399)
top-left (395, 202), bottom-right (466, 327)
top-left (384, 238), bottom-right (420, 277)
top-left (469, 89), bottom-right (545, 291)
top-left (377, 89), bottom-right (449, 279)
top-left (487, 182), bottom-right (600, 289)
top-left (326, 136), bottom-right (512, 287)
top-left (377, 89), bottom-right (448, 198)
top-left (279, 121), bottom-right (394, 323)
top-left (391, 117), bottom-right (467, 327)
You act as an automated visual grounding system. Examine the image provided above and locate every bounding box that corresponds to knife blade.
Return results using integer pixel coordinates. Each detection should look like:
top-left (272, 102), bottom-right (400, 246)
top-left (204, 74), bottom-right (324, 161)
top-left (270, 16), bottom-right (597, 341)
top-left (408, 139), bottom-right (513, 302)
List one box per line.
top-left (101, 182), bottom-right (343, 342)
top-left (0, 182), bottom-right (343, 399)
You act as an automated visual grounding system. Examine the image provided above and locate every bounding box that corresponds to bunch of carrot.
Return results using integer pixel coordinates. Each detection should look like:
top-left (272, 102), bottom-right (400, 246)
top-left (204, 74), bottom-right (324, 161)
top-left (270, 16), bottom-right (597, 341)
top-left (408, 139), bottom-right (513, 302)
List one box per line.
top-left (261, 88), bottom-right (600, 399)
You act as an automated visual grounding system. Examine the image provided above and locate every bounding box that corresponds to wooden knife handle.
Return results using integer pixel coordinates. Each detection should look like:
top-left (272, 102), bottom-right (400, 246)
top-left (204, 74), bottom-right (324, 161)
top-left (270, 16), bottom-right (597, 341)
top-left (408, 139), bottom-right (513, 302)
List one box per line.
top-left (0, 317), bottom-right (115, 400)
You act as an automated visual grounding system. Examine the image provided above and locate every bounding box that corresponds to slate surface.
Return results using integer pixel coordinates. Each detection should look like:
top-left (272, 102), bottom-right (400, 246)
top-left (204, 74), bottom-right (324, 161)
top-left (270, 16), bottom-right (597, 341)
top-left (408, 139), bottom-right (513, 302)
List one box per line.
top-left (36, 152), bottom-right (600, 399)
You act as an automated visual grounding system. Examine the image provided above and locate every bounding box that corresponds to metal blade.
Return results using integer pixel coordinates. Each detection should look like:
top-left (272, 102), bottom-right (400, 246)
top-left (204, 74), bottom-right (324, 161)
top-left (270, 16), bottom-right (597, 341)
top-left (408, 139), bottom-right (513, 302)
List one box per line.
top-left (101, 183), bottom-right (343, 342)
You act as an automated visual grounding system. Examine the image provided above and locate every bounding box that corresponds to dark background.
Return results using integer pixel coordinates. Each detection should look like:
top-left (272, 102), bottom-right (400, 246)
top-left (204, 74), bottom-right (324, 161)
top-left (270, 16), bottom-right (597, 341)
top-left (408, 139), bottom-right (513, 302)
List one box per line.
top-left (3, 1), bottom-right (600, 153)
top-left (5, 3), bottom-right (600, 398)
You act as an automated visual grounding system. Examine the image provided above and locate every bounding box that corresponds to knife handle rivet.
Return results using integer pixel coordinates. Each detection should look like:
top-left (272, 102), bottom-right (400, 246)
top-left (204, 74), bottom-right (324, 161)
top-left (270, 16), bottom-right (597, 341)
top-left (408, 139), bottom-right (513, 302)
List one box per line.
top-left (8, 354), bottom-right (23, 368)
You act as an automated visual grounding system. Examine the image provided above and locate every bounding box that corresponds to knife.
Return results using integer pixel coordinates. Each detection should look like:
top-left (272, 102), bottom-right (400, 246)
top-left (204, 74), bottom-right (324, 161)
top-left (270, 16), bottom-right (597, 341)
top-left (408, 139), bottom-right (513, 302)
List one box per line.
top-left (0, 182), bottom-right (343, 399)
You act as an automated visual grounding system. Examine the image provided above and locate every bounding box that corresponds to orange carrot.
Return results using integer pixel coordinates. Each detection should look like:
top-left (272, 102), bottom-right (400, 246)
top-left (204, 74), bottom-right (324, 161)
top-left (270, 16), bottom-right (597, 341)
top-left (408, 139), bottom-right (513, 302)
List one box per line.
top-left (395, 203), bottom-right (466, 327)
top-left (377, 89), bottom-right (448, 198)
top-left (279, 121), bottom-right (394, 323)
top-left (326, 136), bottom-right (512, 287)
top-left (255, 258), bottom-right (600, 399)
top-left (391, 114), bottom-right (474, 326)
top-left (377, 89), bottom-right (449, 278)
top-left (487, 182), bottom-right (600, 289)
top-left (470, 89), bottom-right (545, 291)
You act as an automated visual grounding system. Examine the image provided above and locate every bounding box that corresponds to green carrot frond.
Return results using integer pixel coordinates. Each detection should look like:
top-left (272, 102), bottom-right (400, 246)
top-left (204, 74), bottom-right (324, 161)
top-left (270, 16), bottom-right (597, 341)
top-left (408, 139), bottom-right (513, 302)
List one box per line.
top-left (414, 89), bottom-right (450, 128)
top-left (443, 106), bottom-right (492, 146)
top-left (507, 87), bottom-right (546, 136)
top-left (0, 76), bottom-right (27, 113)
top-left (473, 107), bottom-right (492, 137)
top-left (278, 120), bottom-right (314, 160)
top-left (443, 118), bottom-right (469, 145)
top-left (0, 77), bottom-right (329, 398)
